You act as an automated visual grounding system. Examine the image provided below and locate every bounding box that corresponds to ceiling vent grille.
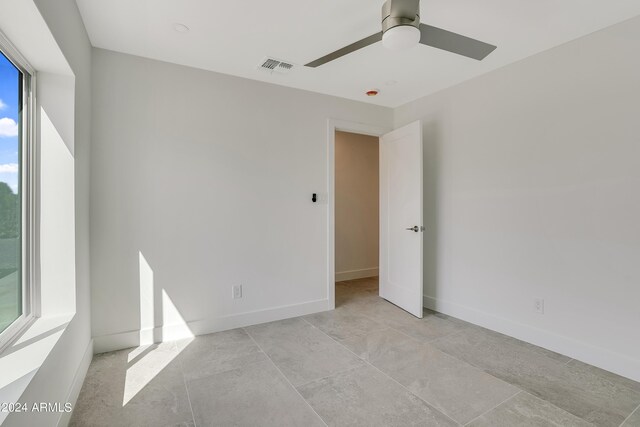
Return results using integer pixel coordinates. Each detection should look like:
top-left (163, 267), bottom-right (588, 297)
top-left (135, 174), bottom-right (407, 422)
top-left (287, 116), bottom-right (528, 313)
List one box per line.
top-left (258, 57), bottom-right (294, 74)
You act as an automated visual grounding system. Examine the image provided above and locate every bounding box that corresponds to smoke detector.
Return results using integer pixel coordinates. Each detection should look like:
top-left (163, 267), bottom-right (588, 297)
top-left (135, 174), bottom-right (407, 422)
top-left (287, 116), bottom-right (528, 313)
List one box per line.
top-left (258, 57), bottom-right (295, 75)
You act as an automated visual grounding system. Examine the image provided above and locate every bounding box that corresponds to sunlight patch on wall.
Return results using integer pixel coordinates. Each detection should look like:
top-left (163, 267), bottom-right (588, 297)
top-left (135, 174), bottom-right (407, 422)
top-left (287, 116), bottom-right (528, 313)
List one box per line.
top-left (39, 107), bottom-right (76, 316)
top-left (161, 289), bottom-right (194, 341)
top-left (138, 252), bottom-right (154, 345)
top-left (126, 253), bottom-right (193, 405)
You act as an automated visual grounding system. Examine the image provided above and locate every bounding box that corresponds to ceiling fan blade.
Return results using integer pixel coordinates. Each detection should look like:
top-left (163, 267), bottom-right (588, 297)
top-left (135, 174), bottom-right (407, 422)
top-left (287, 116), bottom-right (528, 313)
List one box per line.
top-left (305, 32), bottom-right (382, 67)
top-left (419, 24), bottom-right (496, 61)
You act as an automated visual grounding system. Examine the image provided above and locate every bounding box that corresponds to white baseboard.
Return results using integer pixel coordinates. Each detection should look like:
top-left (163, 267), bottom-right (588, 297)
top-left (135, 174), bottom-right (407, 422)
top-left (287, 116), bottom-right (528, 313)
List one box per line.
top-left (423, 295), bottom-right (640, 383)
top-left (93, 299), bottom-right (329, 354)
top-left (57, 338), bottom-right (93, 427)
top-left (336, 267), bottom-right (378, 282)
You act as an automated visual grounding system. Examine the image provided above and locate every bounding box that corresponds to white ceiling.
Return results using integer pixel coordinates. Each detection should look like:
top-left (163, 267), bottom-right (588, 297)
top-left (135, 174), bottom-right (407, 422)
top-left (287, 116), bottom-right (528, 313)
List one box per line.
top-left (75, 0), bottom-right (640, 108)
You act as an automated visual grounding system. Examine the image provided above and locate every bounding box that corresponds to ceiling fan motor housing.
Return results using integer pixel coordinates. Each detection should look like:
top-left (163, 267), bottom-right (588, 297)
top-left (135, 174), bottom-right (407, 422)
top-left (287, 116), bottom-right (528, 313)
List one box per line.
top-left (381, 0), bottom-right (420, 33)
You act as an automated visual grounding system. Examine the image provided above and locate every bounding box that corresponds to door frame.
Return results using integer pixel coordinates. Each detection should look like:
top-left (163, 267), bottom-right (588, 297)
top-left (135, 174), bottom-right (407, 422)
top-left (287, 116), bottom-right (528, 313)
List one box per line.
top-left (326, 119), bottom-right (391, 310)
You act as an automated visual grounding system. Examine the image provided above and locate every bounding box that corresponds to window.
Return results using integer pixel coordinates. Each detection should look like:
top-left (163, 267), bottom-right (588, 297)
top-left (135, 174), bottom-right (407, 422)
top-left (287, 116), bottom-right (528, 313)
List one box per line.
top-left (0, 32), bottom-right (35, 350)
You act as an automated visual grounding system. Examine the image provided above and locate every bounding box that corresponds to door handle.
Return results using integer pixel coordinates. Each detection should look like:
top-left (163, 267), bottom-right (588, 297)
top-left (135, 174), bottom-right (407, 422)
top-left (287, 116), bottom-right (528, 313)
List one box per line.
top-left (405, 226), bottom-right (424, 232)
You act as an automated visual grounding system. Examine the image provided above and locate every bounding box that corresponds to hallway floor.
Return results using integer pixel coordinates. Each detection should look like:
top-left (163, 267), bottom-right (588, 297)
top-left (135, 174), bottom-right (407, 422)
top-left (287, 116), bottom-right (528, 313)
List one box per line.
top-left (71, 278), bottom-right (640, 426)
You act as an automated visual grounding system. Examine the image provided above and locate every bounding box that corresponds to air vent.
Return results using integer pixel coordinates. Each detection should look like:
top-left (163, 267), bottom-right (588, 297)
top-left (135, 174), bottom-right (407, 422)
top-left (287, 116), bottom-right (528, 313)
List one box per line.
top-left (258, 57), bottom-right (295, 75)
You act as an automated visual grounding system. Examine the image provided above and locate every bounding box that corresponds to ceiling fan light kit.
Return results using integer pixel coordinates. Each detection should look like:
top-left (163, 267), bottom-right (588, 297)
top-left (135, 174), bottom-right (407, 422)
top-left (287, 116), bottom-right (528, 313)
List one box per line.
top-left (382, 26), bottom-right (421, 50)
top-left (305, 0), bottom-right (497, 68)
top-left (381, 0), bottom-right (420, 50)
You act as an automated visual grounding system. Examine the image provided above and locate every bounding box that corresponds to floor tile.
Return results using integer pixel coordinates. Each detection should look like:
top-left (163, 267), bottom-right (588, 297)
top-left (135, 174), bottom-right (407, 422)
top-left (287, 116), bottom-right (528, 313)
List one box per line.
top-left (621, 405), bottom-right (640, 427)
top-left (350, 297), bottom-right (419, 324)
top-left (186, 359), bottom-right (325, 427)
top-left (468, 392), bottom-right (594, 427)
top-left (303, 308), bottom-right (387, 340)
top-left (433, 327), bottom-right (640, 426)
top-left (566, 359), bottom-right (640, 393)
top-left (338, 327), bottom-right (406, 360)
top-left (338, 294), bottom-right (465, 343)
top-left (559, 361), bottom-right (640, 426)
top-left (507, 337), bottom-right (572, 364)
top-left (174, 328), bottom-right (268, 380)
top-left (343, 328), bottom-right (519, 424)
top-left (70, 345), bottom-right (193, 427)
top-left (245, 317), bottom-right (363, 386)
top-left (298, 364), bottom-right (457, 427)
top-left (386, 312), bottom-right (465, 343)
top-left (335, 285), bottom-right (378, 307)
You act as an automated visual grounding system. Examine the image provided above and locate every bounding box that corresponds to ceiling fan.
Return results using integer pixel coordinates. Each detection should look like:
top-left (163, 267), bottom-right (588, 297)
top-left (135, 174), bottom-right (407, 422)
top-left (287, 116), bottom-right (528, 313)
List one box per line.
top-left (305, 0), bottom-right (496, 67)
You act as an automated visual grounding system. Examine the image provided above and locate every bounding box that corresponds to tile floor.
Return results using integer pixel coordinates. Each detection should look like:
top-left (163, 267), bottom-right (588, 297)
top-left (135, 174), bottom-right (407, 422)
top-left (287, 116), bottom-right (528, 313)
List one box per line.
top-left (71, 278), bottom-right (640, 426)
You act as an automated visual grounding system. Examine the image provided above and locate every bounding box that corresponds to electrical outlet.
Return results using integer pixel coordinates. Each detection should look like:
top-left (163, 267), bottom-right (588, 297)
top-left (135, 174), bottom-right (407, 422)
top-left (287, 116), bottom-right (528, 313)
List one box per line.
top-left (534, 298), bottom-right (544, 314)
top-left (232, 285), bottom-right (243, 299)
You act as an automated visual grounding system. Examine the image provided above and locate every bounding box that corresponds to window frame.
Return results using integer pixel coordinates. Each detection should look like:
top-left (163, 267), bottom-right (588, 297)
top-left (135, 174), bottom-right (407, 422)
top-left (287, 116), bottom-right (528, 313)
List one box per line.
top-left (0, 30), bottom-right (37, 352)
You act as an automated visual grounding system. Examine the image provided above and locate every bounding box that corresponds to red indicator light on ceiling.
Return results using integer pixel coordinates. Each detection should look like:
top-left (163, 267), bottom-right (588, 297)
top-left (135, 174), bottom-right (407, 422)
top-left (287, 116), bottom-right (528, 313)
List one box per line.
top-left (366, 89), bottom-right (379, 96)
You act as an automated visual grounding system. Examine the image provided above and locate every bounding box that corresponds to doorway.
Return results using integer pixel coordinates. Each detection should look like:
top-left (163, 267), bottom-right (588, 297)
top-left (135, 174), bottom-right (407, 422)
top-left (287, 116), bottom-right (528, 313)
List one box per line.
top-left (334, 130), bottom-right (380, 304)
top-left (327, 119), bottom-right (424, 317)
top-left (326, 120), bottom-right (387, 311)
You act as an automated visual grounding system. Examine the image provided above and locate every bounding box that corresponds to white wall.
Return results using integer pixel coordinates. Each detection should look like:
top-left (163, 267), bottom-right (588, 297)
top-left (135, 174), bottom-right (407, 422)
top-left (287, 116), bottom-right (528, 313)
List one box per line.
top-left (1, 0), bottom-right (93, 425)
top-left (90, 49), bottom-right (392, 351)
top-left (335, 131), bottom-right (379, 281)
top-left (395, 16), bottom-right (640, 381)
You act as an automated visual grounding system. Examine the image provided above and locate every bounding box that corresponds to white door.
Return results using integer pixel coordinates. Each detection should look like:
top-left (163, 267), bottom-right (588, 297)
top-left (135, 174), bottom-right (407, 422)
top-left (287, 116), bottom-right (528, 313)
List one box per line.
top-left (379, 121), bottom-right (423, 318)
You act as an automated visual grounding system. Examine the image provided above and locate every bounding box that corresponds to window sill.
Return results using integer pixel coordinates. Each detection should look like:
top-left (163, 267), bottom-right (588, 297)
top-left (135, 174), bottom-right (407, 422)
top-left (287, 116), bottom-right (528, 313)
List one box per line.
top-left (0, 313), bottom-right (74, 420)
